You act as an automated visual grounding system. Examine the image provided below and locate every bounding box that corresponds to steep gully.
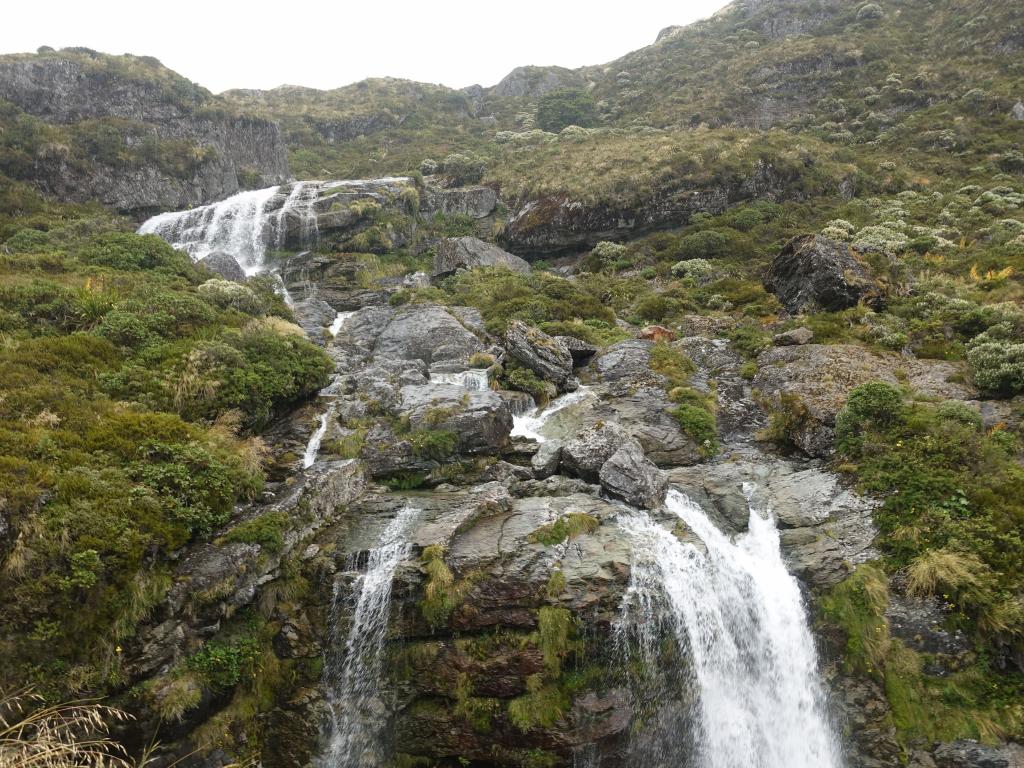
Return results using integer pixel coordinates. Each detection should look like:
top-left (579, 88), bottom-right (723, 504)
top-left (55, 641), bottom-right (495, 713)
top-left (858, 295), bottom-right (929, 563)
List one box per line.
top-left (141, 184), bottom-right (850, 767)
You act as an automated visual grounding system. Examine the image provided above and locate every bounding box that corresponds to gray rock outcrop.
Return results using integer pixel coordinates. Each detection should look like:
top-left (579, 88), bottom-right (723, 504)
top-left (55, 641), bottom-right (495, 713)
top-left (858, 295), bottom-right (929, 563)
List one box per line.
top-left (198, 251), bottom-right (246, 282)
top-left (504, 320), bottom-right (574, 388)
top-left (431, 237), bottom-right (530, 281)
top-left (599, 440), bottom-right (668, 508)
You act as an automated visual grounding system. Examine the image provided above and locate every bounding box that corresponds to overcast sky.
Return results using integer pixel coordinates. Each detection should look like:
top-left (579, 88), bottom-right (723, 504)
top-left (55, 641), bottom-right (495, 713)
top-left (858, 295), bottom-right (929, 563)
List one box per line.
top-left (1, 1), bottom-right (729, 93)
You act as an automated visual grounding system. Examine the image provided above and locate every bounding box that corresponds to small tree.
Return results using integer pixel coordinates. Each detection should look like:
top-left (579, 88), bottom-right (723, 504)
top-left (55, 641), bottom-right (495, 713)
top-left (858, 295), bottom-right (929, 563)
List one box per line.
top-left (535, 89), bottom-right (597, 133)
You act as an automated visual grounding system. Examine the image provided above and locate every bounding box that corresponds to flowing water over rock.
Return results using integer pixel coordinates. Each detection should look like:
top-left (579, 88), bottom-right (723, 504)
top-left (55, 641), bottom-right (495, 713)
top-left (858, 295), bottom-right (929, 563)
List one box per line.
top-left (329, 310), bottom-right (356, 337)
top-left (430, 368), bottom-right (490, 391)
top-left (511, 387), bottom-right (593, 442)
top-left (303, 409), bottom-right (332, 469)
top-left (616, 488), bottom-right (842, 768)
top-left (320, 506), bottom-right (420, 768)
top-left (139, 185), bottom-right (281, 273)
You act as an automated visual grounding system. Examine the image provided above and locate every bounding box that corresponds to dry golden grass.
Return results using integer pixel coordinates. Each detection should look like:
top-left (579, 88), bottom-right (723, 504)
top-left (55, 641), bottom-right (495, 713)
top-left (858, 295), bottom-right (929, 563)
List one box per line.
top-left (906, 549), bottom-right (985, 597)
top-left (0, 689), bottom-right (132, 768)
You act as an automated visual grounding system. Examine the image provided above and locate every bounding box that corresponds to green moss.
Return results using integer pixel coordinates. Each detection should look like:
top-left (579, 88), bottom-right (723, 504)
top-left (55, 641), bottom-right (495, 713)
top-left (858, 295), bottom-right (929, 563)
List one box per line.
top-left (217, 511), bottom-right (290, 554)
top-left (648, 342), bottom-right (694, 390)
top-left (408, 429), bottom-right (458, 460)
top-left (507, 674), bottom-right (570, 732)
top-left (528, 513), bottom-right (599, 546)
top-left (419, 544), bottom-right (458, 629)
top-left (819, 563), bottom-right (891, 677)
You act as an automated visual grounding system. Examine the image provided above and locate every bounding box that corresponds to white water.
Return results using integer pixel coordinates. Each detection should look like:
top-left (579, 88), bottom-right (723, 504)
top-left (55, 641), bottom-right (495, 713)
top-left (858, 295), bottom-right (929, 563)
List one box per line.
top-left (616, 487), bottom-right (842, 768)
top-left (275, 180), bottom-right (320, 250)
top-left (431, 368), bottom-right (490, 391)
top-left (320, 506), bottom-right (419, 768)
top-left (302, 409), bottom-right (332, 469)
top-left (510, 387), bottom-right (592, 442)
top-left (139, 186), bottom-right (280, 274)
top-left (329, 311), bottom-right (356, 338)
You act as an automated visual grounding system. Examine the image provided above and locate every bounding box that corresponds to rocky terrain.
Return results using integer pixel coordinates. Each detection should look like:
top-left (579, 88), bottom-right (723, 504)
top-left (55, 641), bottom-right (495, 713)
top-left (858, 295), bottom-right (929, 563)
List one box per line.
top-left (0, 0), bottom-right (1023, 767)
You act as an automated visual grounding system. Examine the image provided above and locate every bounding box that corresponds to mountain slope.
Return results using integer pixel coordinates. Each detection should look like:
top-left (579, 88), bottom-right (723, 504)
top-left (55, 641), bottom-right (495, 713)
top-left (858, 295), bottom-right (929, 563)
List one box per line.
top-left (0, 47), bottom-right (290, 212)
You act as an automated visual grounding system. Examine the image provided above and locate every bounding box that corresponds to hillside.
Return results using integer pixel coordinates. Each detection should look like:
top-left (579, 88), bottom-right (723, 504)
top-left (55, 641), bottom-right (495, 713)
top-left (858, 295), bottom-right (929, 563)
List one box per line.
top-left (0, 47), bottom-right (289, 213)
top-left (0, 1), bottom-right (1023, 767)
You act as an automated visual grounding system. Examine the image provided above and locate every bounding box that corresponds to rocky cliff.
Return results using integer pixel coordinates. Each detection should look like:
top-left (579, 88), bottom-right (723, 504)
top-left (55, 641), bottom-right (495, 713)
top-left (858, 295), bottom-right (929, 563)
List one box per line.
top-left (0, 49), bottom-right (290, 212)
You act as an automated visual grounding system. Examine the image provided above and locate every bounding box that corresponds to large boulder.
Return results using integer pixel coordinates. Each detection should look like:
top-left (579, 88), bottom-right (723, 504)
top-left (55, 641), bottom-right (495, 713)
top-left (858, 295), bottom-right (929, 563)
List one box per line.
top-left (599, 441), bottom-right (668, 508)
top-left (373, 305), bottom-right (485, 365)
top-left (399, 383), bottom-right (513, 455)
top-left (554, 335), bottom-right (598, 365)
top-left (431, 237), bottom-right (530, 281)
top-left (504, 320), bottom-right (574, 388)
top-left (1012, 101), bottom-right (1024, 121)
top-left (561, 423), bottom-right (631, 482)
top-left (764, 234), bottom-right (884, 314)
top-left (198, 251), bottom-right (246, 282)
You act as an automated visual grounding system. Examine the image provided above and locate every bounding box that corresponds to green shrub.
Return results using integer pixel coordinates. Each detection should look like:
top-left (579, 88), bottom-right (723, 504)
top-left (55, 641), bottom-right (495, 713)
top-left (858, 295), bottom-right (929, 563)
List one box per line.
top-left (218, 511), bottom-right (290, 553)
top-left (78, 232), bottom-right (192, 274)
top-left (504, 365), bottom-right (554, 406)
top-left (442, 152), bottom-right (486, 185)
top-left (676, 230), bottom-right (731, 260)
top-left (187, 636), bottom-right (260, 690)
top-left (4, 228), bottom-right (51, 252)
top-left (835, 381), bottom-right (905, 443)
top-left (670, 402), bottom-right (718, 456)
top-left (535, 89), bottom-right (597, 132)
top-left (967, 332), bottom-right (1024, 396)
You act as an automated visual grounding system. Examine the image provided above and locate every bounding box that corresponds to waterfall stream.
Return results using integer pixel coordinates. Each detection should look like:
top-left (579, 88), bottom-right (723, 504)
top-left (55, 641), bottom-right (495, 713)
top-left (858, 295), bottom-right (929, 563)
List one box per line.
top-left (430, 368), bottom-right (490, 391)
top-left (616, 488), bottom-right (842, 768)
top-left (319, 506), bottom-right (419, 768)
top-left (139, 185), bottom-right (281, 273)
top-left (510, 387), bottom-right (593, 442)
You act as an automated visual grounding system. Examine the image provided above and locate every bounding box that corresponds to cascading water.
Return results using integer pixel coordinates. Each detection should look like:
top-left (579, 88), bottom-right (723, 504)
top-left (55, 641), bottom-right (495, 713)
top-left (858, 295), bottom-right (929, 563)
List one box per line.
top-left (329, 310), bottom-right (356, 338)
top-left (139, 186), bottom-right (280, 274)
top-left (319, 506), bottom-right (420, 768)
top-left (430, 368), bottom-right (490, 391)
top-left (616, 487), bottom-right (842, 768)
top-left (303, 409), bottom-right (332, 469)
top-left (510, 387), bottom-right (593, 442)
top-left (275, 181), bottom-right (321, 250)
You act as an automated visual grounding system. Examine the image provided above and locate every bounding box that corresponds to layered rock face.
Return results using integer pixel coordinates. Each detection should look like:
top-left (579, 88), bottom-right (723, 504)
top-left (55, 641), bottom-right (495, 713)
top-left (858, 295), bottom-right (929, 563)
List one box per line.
top-left (0, 52), bottom-right (290, 211)
top-left (499, 159), bottom-right (832, 255)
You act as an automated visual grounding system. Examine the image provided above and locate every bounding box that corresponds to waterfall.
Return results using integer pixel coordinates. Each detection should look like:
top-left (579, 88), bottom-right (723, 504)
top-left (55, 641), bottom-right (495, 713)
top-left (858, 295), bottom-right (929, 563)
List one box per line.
top-left (510, 387), bottom-right (592, 442)
top-left (275, 181), bottom-right (321, 250)
top-left (319, 506), bottom-right (419, 768)
top-left (139, 186), bottom-right (280, 274)
top-left (303, 409), bottom-right (332, 469)
top-left (329, 310), bottom-right (356, 338)
top-left (431, 368), bottom-right (490, 391)
top-left (616, 488), bottom-right (842, 768)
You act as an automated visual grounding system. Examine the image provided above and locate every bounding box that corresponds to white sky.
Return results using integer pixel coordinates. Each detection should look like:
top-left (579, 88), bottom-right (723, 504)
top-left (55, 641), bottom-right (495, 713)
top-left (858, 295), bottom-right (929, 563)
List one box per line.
top-left (1, 1), bottom-right (729, 94)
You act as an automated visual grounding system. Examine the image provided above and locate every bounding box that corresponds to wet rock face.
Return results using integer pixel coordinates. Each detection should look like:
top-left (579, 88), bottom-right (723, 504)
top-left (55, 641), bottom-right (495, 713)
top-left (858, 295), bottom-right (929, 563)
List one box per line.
top-left (499, 160), bottom-right (792, 255)
top-left (371, 305), bottom-right (485, 366)
top-left (420, 183), bottom-right (497, 219)
top-left (932, 741), bottom-right (1011, 768)
top-left (431, 236), bottom-right (530, 281)
top-left (668, 453), bottom-right (877, 588)
top-left (399, 383), bottom-right (513, 455)
top-left (764, 234), bottom-right (884, 314)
